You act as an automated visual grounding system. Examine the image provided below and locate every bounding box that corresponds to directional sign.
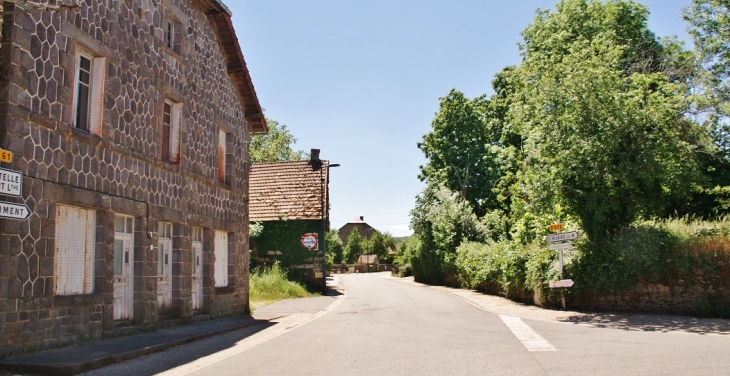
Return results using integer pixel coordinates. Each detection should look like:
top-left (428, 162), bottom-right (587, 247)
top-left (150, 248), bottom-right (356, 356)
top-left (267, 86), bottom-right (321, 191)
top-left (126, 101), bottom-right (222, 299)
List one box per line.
top-left (301, 233), bottom-right (318, 250)
top-left (549, 279), bottom-right (574, 288)
top-left (0, 149), bottom-right (12, 163)
top-left (0, 201), bottom-right (31, 220)
top-left (545, 231), bottom-right (580, 244)
top-left (547, 242), bottom-right (573, 251)
top-left (0, 168), bottom-right (22, 197)
top-left (548, 223), bottom-right (564, 231)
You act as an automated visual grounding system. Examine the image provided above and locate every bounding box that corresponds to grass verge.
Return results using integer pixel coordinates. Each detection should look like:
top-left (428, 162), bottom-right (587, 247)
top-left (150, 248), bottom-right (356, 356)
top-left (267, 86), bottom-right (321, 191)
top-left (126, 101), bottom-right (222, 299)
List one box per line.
top-left (249, 262), bottom-right (316, 308)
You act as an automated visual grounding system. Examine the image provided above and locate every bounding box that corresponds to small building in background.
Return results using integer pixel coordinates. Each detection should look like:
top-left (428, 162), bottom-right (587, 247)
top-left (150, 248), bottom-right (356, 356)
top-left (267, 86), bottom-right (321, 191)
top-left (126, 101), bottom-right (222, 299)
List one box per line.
top-left (338, 216), bottom-right (375, 246)
top-left (249, 157), bottom-right (332, 282)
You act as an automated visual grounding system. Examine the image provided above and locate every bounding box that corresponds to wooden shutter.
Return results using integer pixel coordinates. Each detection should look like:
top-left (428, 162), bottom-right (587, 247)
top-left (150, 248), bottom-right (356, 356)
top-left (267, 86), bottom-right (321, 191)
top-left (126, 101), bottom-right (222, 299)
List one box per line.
top-left (214, 231), bottom-right (228, 287)
top-left (218, 131), bottom-right (226, 182)
top-left (55, 205), bottom-right (95, 295)
top-left (83, 208), bottom-right (96, 294)
top-left (89, 57), bottom-right (106, 136)
top-left (170, 103), bottom-right (182, 164)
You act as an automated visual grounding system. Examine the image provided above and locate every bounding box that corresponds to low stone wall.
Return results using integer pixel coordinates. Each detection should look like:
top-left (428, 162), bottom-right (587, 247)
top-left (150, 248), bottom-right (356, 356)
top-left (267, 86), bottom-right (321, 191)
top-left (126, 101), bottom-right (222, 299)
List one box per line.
top-left (570, 276), bottom-right (730, 315)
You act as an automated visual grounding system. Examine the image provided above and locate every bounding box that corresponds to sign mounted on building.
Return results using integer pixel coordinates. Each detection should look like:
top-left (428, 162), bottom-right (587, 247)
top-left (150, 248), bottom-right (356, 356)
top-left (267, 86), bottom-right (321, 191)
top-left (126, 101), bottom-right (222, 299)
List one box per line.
top-left (0, 149), bottom-right (13, 163)
top-left (0, 167), bottom-right (22, 197)
top-left (301, 233), bottom-right (318, 250)
top-left (0, 201), bottom-right (31, 220)
top-left (545, 231), bottom-right (580, 244)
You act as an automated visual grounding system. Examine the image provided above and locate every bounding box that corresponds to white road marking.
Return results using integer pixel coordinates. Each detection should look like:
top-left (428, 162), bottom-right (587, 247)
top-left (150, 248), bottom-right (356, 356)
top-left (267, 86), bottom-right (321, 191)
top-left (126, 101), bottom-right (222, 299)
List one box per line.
top-left (499, 314), bottom-right (557, 352)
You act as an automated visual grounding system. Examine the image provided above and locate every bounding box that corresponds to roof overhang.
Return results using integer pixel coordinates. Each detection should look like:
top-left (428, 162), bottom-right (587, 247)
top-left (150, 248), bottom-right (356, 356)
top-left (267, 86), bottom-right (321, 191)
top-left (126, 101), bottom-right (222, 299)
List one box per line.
top-left (193, 0), bottom-right (268, 134)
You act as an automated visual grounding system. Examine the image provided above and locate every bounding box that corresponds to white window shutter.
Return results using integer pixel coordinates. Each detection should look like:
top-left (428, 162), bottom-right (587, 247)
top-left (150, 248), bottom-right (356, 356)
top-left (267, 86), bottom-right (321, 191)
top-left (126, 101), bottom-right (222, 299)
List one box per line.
top-left (214, 231), bottom-right (228, 287)
top-left (84, 209), bottom-right (96, 294)
top-left (170, 103), bottom-right (182, 164)
top-left (55, 206), bottom-right (68, 295)
top-left (89, 57), bottom-right (106, 136)
top-left (218, 131), bottom-right (226, 181)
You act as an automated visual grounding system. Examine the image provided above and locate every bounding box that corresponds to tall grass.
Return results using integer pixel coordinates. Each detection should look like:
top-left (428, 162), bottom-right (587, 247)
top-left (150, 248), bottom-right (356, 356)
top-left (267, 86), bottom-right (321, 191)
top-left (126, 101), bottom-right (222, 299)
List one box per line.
top-left (249, 262), bottom-right (314, 306)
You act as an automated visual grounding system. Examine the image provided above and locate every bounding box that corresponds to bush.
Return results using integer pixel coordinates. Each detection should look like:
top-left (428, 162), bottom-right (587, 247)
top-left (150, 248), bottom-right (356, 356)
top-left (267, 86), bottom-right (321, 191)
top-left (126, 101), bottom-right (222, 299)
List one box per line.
top-left (249, 262), bottom-right (314, 305)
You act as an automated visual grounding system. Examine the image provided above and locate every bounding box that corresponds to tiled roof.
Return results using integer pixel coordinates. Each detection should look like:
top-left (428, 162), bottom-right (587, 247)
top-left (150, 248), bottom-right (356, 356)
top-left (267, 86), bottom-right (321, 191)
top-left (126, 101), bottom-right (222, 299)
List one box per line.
top-left (192, 0), bottom-right (267, 134)
top-left (249, 160), bottom-right (330, 221)
top-left (358, 254), bottom-right (379, 264)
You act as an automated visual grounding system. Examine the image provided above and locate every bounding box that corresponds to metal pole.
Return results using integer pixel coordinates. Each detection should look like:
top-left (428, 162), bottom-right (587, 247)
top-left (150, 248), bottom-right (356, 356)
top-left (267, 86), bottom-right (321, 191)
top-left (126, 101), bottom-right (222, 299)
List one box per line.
top-left (320, 166), bottom-right (327, 294)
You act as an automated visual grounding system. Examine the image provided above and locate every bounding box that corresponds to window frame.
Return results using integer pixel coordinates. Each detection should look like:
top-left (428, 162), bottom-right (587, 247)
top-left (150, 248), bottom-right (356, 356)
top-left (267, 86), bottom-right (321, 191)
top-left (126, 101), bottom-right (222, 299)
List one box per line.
top-left (72, 46), bottom-right (105, 135)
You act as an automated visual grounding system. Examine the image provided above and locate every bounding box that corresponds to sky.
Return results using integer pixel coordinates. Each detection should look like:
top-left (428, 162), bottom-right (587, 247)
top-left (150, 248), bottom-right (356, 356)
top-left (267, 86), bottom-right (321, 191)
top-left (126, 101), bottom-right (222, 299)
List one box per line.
top-left (228, 0), bottom-right (693, 237)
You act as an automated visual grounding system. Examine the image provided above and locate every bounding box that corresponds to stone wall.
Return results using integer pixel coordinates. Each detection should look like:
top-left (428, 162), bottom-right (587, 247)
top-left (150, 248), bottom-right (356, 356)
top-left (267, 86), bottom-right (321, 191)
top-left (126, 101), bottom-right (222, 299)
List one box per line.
top-left (0, 0), bottom-right (254, 357)
top-left (570, 275), bottom-right (730, 315)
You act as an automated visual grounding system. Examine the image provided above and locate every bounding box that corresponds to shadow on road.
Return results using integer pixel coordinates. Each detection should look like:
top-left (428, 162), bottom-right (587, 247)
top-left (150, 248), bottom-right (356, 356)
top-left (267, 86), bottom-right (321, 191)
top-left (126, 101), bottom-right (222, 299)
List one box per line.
top-left (559, 312), bottom-right (730, 335)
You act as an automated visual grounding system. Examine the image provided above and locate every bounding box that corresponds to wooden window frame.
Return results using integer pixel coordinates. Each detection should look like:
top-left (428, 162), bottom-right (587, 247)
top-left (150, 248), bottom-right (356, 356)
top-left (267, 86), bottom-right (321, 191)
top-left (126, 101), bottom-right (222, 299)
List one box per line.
top-left (72, 46), bottom-right (105, 135)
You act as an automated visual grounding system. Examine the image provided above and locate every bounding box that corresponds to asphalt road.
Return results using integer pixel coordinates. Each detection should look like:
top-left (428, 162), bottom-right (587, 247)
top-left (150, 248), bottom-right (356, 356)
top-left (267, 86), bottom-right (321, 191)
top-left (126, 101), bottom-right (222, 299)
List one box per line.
top-left (84, 272), bottom-right (730, 375)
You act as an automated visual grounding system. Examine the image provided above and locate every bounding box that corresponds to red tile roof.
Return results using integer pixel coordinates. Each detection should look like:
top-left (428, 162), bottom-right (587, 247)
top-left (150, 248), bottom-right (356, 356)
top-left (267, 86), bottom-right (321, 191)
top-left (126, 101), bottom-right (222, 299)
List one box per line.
top-left (249, 161), bottom-right (330, 221)
top-left (193, 0), bottom-right (267, 134)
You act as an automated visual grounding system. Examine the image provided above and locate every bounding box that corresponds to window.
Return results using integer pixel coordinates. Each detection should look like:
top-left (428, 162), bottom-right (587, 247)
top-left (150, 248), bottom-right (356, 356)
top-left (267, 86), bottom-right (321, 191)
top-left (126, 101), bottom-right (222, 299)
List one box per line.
top-left (218, 130), bottom-right (227, 182)
top-left (214, 231), bottom-right (228, 287)
top-left (73, 48), bottom-right (105, 135)
top-left (162, 100), bottom-right (182, 164)
top-left (157, 222), bottom-right (173, 275)
top-left (165, 18), bottom-right (183, 54)
top-left (55, 205), bottom-right (96, 295)
top-left (114, 215), bottom-right (134, 275)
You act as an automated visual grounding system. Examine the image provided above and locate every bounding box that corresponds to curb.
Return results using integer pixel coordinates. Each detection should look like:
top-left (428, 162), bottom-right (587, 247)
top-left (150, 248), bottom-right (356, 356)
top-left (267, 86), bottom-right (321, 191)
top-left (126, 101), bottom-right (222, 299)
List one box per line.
top-left (0, 319), bottom-right (266, 376)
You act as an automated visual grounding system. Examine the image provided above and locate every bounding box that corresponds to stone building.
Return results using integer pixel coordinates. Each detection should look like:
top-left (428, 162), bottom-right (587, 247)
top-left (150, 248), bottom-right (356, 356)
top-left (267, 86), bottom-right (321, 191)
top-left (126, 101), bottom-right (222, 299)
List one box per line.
top-left (338, 216), bottom-right (375, 246)
top-left (0, 0), bottom-right (266, 356)
top-left (248, 153), bottom-right (332, 283)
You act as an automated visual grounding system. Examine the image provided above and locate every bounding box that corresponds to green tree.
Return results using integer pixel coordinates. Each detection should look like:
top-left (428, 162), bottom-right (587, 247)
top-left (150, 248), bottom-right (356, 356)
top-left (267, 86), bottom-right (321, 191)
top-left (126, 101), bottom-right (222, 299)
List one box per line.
top-left (250, 117), bottom-right (308, 163)
top-left (418, 90), bottom-right (505, 216)
top-left (369, 231), bottom-right (397, 262)
top-left (325, 230), bottom-right (344, 264)
top-left (684, 0), bottom-right (730, 155)
top-left (507, 0), bottom-right (708, 242)
top-left (343, 228), bottom-right (365, 264)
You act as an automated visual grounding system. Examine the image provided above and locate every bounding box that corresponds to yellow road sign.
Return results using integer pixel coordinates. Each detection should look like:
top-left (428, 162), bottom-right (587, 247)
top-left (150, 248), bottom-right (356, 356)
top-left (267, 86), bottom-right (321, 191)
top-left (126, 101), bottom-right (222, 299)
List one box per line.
top-left (0, 149), bottom-right (12, 163)
top-left (548, 223), bottom-right (564, 231)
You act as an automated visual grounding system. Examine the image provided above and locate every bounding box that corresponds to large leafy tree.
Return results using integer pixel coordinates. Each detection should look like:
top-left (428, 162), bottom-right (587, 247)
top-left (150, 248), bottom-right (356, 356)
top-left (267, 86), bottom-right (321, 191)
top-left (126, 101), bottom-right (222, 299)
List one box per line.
top-left (509, 0), bottom-right (708, 241)
top-left (684, 0), bottom-right (730, 155)
top-left (326, 230), bottom-right (344, 264)
top-left (418, 90), bottom-right (504, 216)
top-left (250, 117), bottom-right (308, 163)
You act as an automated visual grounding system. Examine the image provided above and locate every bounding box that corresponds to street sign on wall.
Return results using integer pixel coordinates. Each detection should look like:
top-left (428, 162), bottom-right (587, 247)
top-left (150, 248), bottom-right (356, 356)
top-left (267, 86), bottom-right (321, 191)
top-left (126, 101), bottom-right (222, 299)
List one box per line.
top-left (301, 233), bottom-right (318, 250)
top-left (0, 149), bottom-right (13, 163)
top-left (549, 279), bottom-right (574, 288)
top-left (545, 231), bottom-right (580, 244)
top-left (0, 201), bottom-right (31, 220)
top-left (0, 167), bottom-right (22, 197)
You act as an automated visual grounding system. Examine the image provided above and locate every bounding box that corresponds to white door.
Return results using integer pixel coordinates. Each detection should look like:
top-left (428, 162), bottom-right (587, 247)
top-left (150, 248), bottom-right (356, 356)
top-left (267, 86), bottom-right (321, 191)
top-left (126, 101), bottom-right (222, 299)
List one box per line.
top-left (192, 227), bottom-right (203, 311)
top-left (157, 222), bottom-right (173, 314)
top-left (192, 241), bottom-right (203, 311)
top-left (214, 231), bottom-right (228, 287)
top-left (113, 215), bottom-right (134, 321)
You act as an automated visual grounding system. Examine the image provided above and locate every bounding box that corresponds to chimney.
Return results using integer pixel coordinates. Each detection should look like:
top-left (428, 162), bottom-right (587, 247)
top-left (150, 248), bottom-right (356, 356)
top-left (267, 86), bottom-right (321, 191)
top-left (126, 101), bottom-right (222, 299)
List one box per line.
top-left (360, 216), bottom-right (364, 221)
top-left (310, 149), bottom-right (320, 163)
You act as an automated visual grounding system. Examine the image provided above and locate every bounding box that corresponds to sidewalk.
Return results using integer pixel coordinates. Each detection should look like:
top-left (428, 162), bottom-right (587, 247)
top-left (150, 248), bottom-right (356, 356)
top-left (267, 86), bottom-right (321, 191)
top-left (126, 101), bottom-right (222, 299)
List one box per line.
top-left (0, 276), bottom-right (345, 376)
top-left (388, 274), bottom-right (730, 336)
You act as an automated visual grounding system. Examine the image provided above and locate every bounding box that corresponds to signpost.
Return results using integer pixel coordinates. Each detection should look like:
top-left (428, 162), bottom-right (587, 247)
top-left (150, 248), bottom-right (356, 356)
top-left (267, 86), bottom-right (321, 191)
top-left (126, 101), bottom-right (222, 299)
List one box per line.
top-left (545, 231), bottom-right (579, 243)
top-left (0, 202), bottom-right (30, 220)
top-left (0, 149), bottom-right (13, 163)
top-left (0, 167), bottom-right (22, 197)
top-left (301, 233), bottom-right (318, 250)
top-left (546, 225), bottom-right (580, 308)
top-left (549, 279), bottom-right (574, 288)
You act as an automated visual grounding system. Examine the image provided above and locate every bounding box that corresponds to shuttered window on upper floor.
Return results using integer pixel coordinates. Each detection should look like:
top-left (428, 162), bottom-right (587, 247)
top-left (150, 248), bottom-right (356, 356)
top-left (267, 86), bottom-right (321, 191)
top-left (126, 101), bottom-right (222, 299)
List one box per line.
top-left (162, 100), bottom-right (182, 164)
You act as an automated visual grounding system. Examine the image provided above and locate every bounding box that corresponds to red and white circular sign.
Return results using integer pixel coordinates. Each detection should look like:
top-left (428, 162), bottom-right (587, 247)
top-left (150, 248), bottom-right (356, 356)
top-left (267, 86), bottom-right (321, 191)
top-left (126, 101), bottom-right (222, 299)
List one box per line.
top-left (301, 233), bottom-right (318, 250)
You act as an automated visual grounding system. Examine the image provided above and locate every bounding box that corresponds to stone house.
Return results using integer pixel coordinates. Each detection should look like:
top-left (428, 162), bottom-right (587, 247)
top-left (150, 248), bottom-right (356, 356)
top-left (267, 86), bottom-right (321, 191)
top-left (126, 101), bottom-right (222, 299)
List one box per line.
top-left (0, 0), bottom-right (266, 356)
top-left (338, 216), bottom-right (375, 246)
top-left (248, 154), bottom-right (332, 282)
